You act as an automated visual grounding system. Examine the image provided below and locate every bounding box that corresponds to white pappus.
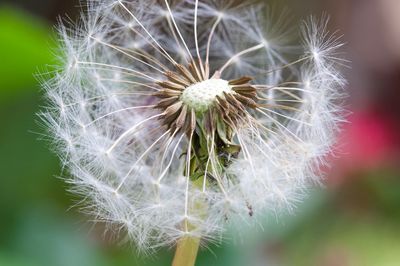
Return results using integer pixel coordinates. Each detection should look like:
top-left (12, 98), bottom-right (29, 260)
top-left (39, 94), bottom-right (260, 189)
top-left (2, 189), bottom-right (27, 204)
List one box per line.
top-left (40, 0), bottom-right (346, 253)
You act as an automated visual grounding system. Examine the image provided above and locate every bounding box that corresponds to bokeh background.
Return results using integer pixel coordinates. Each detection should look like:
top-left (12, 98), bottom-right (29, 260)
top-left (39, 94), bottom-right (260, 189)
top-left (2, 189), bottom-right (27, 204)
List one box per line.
top-left (1, 0), bottom-right (399, 265)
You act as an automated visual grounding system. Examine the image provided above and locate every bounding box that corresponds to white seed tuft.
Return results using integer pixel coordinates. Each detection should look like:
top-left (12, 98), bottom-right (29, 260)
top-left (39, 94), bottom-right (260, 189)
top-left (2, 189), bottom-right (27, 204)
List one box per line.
top-left (39, 0), bottom-right (347, 253)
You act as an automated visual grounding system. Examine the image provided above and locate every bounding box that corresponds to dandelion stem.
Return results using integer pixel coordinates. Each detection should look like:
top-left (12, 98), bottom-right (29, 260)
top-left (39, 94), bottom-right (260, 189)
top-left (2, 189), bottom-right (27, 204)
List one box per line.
top-left (173, 133), bottom-right (203, 266)
top-left (172, 236), bottom-right (201, 266)
top-left (173, 212), bottom-right (202, 266)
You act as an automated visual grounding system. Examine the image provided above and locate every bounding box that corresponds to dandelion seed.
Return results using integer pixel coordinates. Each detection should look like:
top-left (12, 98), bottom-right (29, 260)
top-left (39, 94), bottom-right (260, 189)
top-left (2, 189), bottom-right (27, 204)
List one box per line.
top-left (40, 0), bottom-right (346, 261)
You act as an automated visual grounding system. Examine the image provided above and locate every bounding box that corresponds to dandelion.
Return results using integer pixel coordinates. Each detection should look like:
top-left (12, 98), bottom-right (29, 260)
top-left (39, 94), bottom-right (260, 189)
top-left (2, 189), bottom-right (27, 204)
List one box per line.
top-left (40, 0), bottom-right (346, 265)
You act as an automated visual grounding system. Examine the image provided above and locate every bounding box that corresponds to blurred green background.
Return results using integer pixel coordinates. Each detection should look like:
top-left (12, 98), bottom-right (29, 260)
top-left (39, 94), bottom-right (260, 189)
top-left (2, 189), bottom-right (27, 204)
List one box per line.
top-left (0, 1), bottom-right (399, 265)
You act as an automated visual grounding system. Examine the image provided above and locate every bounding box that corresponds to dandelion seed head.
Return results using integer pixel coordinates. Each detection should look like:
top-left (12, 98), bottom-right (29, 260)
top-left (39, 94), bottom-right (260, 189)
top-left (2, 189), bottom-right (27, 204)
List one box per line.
top-left (40, 0), bottom-right (347, 252)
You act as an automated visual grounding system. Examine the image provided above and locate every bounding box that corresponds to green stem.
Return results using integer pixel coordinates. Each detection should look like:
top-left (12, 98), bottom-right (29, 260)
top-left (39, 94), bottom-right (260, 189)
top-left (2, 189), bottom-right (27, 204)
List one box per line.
top-left (172, 123), bottom-right (231, 266)
top-left (172, 236), bottom-right (201, 266)
top-left (172, 136), bottom-right (205, 266)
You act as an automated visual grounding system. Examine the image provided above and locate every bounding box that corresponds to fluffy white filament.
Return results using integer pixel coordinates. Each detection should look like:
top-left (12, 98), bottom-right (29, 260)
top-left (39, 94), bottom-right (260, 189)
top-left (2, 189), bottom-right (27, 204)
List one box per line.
top-left (40, 0), bottom-right (346, 252)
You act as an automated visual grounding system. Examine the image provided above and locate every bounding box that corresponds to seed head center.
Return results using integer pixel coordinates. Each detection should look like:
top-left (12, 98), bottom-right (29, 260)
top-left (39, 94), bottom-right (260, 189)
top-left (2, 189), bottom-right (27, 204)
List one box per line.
top-left (181, 79), bottom-right (232, 112)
